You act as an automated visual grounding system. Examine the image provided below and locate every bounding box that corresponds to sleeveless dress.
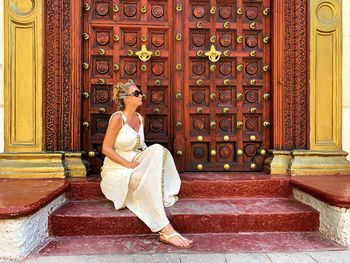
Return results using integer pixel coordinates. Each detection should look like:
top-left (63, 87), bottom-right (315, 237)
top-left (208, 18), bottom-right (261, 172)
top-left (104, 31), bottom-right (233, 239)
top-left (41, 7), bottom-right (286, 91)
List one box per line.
top-left (100, 111), bottom-right (181, 232)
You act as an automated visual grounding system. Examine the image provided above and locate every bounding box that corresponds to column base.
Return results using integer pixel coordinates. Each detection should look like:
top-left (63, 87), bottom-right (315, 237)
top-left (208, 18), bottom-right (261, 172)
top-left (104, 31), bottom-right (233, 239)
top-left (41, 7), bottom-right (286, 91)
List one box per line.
top-left (265, 150), bottom-right (350, 176)
top-left (0, 153), bottom-right (66, 178)
top-left (289, 150), bottom-right (350, 176)
top-left (63, 152), bottom-right (87, 177)
top-left (264, 150), bottom-right (292, 175)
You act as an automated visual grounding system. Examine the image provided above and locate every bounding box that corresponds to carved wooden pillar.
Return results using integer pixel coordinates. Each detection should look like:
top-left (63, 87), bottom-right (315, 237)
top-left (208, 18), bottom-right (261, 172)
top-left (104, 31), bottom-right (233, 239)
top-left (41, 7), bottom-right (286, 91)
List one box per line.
top-left (0, 0), bottom-right (65, 178)
top-left (41, 0), bottom-right (86, 177)
top-left (265, 0), bottom-right (309, 174)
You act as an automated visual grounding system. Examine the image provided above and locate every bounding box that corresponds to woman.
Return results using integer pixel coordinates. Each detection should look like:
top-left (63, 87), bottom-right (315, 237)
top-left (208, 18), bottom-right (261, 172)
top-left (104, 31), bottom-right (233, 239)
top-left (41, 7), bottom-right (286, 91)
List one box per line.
top-left (100, 80), bottom-right (193, 249)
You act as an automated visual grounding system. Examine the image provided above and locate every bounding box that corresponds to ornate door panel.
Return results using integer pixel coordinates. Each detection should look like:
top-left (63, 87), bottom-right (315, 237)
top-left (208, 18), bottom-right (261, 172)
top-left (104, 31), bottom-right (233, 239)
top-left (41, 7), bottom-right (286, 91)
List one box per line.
top-left (81, 0), bottom-right (271, 173)
top-left (82, 0), bottom-right (173, 174)
top-left (181, 0), bottom-right (271, 171)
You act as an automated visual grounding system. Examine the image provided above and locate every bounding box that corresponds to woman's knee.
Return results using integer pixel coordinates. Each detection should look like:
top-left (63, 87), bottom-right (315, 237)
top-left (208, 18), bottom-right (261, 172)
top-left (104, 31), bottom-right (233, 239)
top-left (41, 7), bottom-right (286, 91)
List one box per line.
top-left (149, 143), bottom-right (164, 152)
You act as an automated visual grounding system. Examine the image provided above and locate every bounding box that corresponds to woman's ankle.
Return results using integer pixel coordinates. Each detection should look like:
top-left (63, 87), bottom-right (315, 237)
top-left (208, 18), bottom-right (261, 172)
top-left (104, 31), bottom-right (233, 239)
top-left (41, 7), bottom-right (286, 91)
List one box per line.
top-left (160, 224), bottom-right (175, 234)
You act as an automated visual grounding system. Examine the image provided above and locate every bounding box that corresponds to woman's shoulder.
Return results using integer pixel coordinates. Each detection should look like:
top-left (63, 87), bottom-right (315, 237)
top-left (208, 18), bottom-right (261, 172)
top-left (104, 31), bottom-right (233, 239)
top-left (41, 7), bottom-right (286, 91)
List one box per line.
top-left (109, 111), bottom-right (124, 124)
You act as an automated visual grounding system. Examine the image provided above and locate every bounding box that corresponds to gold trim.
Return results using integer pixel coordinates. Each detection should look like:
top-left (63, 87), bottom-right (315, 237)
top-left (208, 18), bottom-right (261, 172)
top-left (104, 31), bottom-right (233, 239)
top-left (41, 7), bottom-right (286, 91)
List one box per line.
top-left (132, 135), bottom-right (141, 150)
top-left (161, 147), bottom-right (169, 204)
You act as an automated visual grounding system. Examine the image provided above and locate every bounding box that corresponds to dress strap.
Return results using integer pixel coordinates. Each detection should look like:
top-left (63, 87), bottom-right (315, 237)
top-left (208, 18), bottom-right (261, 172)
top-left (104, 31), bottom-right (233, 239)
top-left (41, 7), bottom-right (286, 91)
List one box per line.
top-left (136, 112), bottom-right (143, 125)
top-left (119, 111), bottom-right (127, 124)
top-left (108, 111), bottom-right (126, 125)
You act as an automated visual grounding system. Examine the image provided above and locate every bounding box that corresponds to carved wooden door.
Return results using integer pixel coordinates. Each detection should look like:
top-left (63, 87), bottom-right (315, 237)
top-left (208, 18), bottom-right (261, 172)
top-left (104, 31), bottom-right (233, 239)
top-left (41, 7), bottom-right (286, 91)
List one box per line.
top-left (82, 0), bottom-right (173, 174)
top-left (175, 0), bottom-right (271, 171)
top-left (81, 0), bottom-right (271, 174)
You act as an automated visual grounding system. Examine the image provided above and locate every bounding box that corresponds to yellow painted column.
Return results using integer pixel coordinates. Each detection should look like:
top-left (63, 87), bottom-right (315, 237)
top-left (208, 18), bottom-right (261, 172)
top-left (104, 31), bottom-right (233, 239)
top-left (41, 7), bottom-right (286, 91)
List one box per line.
top-left (289, 0), bottom-right (350, 175)
top-left (0, 0), bottom-right (65, 178)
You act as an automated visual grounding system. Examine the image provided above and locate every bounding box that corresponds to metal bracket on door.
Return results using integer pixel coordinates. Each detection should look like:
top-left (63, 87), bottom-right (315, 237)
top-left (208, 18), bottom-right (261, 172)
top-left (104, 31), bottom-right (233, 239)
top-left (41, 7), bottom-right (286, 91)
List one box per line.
top-left (205, 45), bottom-right (221, 63)
top-left (135, 44), bottom-right (153, 62)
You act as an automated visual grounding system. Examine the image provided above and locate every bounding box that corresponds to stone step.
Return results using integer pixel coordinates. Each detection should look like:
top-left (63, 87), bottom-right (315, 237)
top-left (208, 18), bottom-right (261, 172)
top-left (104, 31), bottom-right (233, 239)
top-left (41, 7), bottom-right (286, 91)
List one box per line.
top-left (49, 197), bottom-right (318, 236)
top-left (27, 232), bottom-right (344, 258)
top-left (67, 172), bottom-right (291, 200)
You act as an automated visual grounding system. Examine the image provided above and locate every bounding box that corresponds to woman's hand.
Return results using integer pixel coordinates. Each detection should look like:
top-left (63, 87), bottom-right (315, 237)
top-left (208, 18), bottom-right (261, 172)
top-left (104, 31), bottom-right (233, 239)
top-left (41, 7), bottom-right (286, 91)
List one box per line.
top-left (126, 161), bottom-right (140, 169)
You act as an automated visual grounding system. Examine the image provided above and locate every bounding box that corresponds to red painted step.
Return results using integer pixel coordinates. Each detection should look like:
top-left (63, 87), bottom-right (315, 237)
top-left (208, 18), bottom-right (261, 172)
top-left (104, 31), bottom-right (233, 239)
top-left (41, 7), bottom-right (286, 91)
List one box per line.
top-left (67, 172), bottom-right (291, 200)
top-left (27, 232), bottom-right (344, 258)
top-left (49, 198), bottom-right (319, 236)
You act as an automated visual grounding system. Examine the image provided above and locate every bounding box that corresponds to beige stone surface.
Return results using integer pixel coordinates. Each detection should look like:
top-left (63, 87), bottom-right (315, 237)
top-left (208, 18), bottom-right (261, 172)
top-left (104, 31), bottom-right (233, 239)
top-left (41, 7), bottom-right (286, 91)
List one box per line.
top-left (343, 0), bottom-right (350, 161)
top-left (294, 189), bottom-right (350, 246)
top-left (0, 195), bottom-right (66, 262)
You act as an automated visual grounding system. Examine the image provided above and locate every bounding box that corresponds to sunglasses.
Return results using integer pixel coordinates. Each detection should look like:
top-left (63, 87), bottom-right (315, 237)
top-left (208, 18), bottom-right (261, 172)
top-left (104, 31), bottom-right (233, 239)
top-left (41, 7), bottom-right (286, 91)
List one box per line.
top-left (125, 90), bottom-right (143, 98)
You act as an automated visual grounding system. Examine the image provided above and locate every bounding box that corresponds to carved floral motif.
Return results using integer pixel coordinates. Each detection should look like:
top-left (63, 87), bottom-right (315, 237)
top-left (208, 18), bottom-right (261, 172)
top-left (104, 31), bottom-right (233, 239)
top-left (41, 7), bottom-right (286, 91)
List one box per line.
top-left (244, 143), bottom-right (257, 156)
top-left (151, 33), bottom-right (165, 47)
top-left (192, 6), bottom-right (206, 19)
top-left (149, 119), bottom-right (163, 132)
top-left (124, 3), bottom-right (137, 17)
top-left (193, 146), bottom-right (206, 159)
top-left (96, 32), bottom-right (110, 46)
top-left (219, 118), bottom-right (232, 132)
top-left (152, 5), bottom-right (164, 18)
top-left (192, 91), bottom-right (205, 104)
top-left (124, 32), bottom-right (138, 46)
top-left (95, 3), bottom-right (109, 16)
top-left (219, 7), bottom-right (231, 20)
top-left (193, 118), bottom-right (206, 131)
top-left (192, 33), bottom-right (206, 47)
top-left (245, 90), bottom-right (258, 103)
top-left (245, 35), bottom-right (258, 48)
top-left (95, 90), bottom-right (109, 104)
top-left (151, 62), bottom-right (164, 76)
top-left (219, 90), bottom-right (232, 103)
top-left (192, 62), bottom-right (206, 75)
top-left (151, 91), bottom-right (164, 104)
top-left (219, 145), bottom-right (232, 159)
top-left (245, 7), bottom-right (258, 20)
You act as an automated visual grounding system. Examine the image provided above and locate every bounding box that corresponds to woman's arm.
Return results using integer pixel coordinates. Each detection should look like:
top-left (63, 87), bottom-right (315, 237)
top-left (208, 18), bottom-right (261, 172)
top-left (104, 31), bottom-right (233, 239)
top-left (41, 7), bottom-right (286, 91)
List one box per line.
top-left (102, 113), bottom-right (138, 168)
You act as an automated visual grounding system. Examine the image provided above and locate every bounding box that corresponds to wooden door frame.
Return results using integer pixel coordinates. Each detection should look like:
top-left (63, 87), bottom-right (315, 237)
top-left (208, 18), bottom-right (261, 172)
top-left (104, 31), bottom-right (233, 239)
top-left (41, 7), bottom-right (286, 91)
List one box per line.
top-left (42, 0), bottom-right (309, 153)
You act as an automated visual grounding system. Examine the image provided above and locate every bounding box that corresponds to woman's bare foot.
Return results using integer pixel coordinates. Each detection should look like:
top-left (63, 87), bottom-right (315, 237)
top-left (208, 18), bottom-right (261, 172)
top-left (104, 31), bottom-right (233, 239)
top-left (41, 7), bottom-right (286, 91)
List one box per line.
top-left (159, 224), bottom-right (193, 248)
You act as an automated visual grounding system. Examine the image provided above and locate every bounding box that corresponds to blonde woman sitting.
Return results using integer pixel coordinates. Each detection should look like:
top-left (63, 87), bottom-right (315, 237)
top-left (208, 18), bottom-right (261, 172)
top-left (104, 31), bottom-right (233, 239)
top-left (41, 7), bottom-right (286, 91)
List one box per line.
top-left (100, 80), bottom-right (193, 249)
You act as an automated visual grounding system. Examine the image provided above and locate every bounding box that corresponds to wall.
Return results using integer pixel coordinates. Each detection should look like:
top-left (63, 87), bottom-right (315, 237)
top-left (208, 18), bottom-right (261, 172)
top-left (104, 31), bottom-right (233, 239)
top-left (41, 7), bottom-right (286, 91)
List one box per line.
top-left (294, 189), bottom-right (350, 246)
top-left (0, 3), bottom-right (349, 156)
top-left (0, 1), bottom-right (4, 153)
top-left (343, 0), bottom-right (350, 161)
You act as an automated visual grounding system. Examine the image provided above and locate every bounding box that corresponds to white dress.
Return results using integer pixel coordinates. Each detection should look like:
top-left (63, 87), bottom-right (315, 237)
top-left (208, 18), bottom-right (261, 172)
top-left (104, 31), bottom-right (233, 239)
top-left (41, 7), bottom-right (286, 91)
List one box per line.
top-left (100, 111), bottom-right (181, 232)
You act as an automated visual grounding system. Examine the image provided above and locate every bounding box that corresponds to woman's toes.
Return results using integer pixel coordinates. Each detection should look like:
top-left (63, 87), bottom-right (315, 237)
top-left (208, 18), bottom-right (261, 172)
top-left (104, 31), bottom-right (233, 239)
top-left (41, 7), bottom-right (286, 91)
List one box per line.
top-left (183, 240), bottom-right (191, 247)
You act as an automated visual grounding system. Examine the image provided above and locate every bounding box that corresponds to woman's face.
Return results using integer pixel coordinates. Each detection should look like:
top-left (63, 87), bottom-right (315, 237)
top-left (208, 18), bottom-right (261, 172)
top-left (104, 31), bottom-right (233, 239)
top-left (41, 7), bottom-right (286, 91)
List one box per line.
top-left (124, 85), bottom-right (143, 108)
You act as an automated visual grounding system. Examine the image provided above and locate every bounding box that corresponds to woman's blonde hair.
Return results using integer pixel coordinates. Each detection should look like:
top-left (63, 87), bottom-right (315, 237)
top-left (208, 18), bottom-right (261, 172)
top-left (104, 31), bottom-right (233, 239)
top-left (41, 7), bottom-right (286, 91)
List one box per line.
top-left (112, 80), bottom-right (136, 110)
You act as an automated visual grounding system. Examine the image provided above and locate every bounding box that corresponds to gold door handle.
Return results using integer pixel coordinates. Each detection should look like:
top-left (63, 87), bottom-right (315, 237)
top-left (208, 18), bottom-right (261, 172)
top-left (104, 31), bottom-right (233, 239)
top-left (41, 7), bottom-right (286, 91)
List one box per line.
top-left (205, 45), bottom-right (221, 63)
top-left (135, 44), bottom-right (153, 62)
